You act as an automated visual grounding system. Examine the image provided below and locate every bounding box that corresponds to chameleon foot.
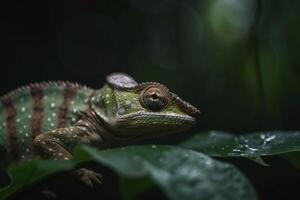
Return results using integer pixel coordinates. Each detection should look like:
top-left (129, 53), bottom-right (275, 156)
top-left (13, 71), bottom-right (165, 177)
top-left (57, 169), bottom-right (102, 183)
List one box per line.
top-left (75, 168), bottom-right (103, 188)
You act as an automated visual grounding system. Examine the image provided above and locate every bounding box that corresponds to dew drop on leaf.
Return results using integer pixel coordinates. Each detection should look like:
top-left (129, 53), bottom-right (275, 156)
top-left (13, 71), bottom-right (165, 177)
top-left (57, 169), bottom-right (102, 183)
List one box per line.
top-left (264, 135), bottom-right (276, 144)
top-left (244, 144), bottom-right (258, 152)
top-left (259, 134), bottom-right (266, 140)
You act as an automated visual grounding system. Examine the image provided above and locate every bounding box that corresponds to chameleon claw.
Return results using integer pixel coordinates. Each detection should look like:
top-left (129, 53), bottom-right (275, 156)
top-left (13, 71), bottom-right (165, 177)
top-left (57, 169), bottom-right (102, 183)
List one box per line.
top-left (92, 173), bottom-right (103, 185)
top-left (75, 168), bottom-right (103, 188)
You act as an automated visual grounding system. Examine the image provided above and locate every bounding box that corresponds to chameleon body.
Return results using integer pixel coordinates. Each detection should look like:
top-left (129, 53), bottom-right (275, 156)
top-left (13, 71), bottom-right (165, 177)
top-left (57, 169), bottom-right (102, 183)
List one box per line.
top-left (0, 73), bottom-right (200, 186)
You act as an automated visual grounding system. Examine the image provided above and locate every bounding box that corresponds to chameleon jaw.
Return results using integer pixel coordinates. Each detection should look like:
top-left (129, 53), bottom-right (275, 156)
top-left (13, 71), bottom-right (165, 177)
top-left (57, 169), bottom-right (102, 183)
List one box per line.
top-left (115, 111), bottom-right (196, 127)
top-left (107, 111), bottom-right (196, 137)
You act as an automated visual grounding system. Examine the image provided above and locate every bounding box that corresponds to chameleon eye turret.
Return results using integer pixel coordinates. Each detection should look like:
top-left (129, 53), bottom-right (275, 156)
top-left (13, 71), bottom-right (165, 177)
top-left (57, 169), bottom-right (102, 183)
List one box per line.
top-left (140, 86), bottom-right (167, 111)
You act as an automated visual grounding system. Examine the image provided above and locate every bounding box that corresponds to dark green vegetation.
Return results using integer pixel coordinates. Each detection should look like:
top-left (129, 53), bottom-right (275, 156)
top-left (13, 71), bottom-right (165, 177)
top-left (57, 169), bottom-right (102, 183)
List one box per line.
top-left (1, 0), bottom-right (300, 199)
top-left (1, 131), bottom-right (300, 200)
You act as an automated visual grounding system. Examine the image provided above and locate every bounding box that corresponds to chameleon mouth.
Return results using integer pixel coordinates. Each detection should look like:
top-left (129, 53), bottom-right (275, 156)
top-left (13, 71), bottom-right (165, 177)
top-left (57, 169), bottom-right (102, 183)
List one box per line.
top-left (111, 111), bottom-right (196, 137)
top-left (116, 111), bottom-right (196, 126)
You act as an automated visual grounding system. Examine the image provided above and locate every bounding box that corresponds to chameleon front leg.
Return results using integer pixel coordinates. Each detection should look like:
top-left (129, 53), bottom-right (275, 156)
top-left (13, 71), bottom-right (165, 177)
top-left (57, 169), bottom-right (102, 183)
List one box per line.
top-left (33, 126), bottom-right (103, 187)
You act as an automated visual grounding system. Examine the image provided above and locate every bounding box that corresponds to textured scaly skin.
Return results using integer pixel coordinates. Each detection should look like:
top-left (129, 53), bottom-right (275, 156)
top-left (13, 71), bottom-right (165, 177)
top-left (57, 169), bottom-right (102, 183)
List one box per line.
top-left (0, 81), bottom-right (93, 162)
top-left (0, 73), bottom-right (200, 186)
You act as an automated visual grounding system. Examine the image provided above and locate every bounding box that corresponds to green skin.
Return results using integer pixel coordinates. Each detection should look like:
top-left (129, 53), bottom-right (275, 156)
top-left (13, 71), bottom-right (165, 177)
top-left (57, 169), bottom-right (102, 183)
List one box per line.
top-left (0, 73), bottom-right (200, 187)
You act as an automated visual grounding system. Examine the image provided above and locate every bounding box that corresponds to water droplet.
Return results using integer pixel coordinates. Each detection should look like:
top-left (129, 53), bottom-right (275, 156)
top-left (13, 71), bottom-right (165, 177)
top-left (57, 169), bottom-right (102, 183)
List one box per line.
top-left (233, 149), bottom-right (242, 152)
top-left (265, 135), bottom-right (276, 142)
top-left (151, 145), bottom-right (157, 149)
top-left (260, 134), bottom-right (266, 140)
top-left (204, 158), bottom-right (213, 167)
top-left (263, 135), bottom-right (276, 145)
top-left (244, 144), bottom-right (258, 152)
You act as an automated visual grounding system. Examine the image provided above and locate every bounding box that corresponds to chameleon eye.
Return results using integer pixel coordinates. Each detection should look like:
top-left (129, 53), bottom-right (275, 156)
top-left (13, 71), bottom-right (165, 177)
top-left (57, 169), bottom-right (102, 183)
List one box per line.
top-left (140, 87), bottom-right (167, 111)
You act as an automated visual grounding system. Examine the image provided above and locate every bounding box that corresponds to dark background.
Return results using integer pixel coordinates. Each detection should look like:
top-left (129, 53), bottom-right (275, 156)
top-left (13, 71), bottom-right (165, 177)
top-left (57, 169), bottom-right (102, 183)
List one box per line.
top-left (1, 0), bottom-right (300, 199)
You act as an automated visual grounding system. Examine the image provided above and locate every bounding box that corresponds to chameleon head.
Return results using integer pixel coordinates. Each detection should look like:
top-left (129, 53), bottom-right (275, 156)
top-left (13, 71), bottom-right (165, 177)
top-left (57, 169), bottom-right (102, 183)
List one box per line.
top-left (91, 73), bottom-right (200, 137)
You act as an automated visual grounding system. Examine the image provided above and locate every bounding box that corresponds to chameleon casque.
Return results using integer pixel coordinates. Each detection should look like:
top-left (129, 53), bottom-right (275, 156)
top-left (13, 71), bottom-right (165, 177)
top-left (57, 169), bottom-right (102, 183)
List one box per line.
top-left (0, 73), bottom-right (200, 187)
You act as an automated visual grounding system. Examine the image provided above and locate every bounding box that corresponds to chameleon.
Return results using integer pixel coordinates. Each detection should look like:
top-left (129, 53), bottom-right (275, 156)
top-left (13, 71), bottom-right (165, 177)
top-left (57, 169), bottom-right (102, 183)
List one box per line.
top-left (0, 72), bottom-right (200, 187)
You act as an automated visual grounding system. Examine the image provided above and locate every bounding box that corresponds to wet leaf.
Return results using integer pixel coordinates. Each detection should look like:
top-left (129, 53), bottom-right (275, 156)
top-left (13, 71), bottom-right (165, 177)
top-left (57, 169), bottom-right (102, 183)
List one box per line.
top-left (180, 131), bottom-right (300, 157)
top-left (0, 160), bottom-right (75, 200)
top-left (0, 145), bottom-right (258, 200)
top-left (79, 145), bottom-right (257, 200)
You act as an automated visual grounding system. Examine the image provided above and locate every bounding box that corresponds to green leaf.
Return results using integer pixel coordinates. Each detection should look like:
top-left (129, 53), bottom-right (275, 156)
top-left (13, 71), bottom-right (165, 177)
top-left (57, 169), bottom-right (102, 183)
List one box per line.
top-left (0, 145), bottom-right (258, 200)
top-left (0, 160), bottom-right (75, 200)
top-left (79, 145), bottom-right (257, 200)
top-left (180, 131), bottom-right (300, 157)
